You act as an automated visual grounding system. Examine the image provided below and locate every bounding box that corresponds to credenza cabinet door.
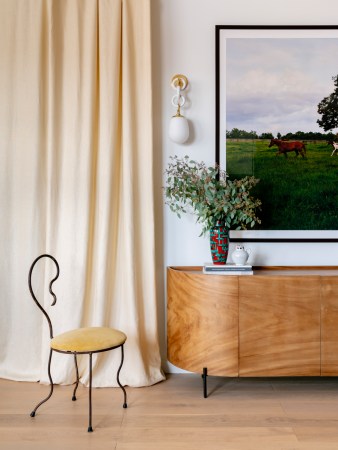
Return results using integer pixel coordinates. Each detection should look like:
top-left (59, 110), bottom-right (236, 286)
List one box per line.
top-left (239, 276), bottom-right (321, 376)
top-left (167, 268), bottom-right (239, 376)
top-left (321, 277), bottom-right (338, 375)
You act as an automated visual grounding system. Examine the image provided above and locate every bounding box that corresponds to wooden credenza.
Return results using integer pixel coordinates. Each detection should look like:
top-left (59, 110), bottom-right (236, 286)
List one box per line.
top-left (167, 266), bottom-right (338, 377)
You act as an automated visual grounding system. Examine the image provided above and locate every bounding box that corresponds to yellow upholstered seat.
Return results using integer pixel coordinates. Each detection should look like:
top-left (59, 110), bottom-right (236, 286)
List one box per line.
top-left (51, 327), bottom-right (127, 353)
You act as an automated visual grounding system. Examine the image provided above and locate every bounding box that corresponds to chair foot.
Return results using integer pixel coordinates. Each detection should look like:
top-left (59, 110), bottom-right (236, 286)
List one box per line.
top-left (72, 354), bottom-right (80, 402)
top-left (117, 345), bottom-right (128, 407)
top-left (30, 349), bottom-right (54, 417)
top-left (88, 426), bottom-right (93, 433)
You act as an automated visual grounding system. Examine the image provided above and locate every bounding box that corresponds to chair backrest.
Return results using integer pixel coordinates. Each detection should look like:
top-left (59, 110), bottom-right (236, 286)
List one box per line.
top-left (28, 254), bottom-right (59, 339)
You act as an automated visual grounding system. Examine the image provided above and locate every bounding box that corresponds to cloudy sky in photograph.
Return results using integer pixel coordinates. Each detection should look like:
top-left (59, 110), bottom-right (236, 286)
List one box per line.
top-left (225, 38), bottom-right (338, 135)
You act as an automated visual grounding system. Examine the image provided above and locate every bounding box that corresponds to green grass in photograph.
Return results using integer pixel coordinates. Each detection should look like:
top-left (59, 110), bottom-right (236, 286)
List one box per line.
top-left (226, 140), bottom-right (338, 230)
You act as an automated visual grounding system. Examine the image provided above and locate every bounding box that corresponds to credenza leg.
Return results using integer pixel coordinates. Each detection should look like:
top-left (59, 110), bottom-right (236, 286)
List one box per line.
top-left (202, 367), bottom-right (208, 398)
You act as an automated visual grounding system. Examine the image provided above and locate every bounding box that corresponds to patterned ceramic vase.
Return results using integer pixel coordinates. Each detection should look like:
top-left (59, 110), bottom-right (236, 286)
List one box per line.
top-left (209, 223), bottom-right (229, 265)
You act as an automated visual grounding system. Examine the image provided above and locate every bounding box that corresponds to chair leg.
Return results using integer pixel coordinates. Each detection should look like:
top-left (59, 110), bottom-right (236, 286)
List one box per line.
top-left (72, 353), bottom-right (79, 401)
top-left (30, 348), bottom-right (54, 417)
top-left (117, 345), bottom-right (127, 408)
top-left (88, 353), bottom-right (93, 432)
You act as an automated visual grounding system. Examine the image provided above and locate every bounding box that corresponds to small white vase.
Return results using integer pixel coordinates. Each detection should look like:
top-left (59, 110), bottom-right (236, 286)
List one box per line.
top-left (231, 245), bottom-right (251, 265)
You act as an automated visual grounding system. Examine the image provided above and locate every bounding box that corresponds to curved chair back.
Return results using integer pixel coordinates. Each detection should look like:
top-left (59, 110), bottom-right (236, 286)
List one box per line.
top-left (28, 254), bottom-right (59, 339)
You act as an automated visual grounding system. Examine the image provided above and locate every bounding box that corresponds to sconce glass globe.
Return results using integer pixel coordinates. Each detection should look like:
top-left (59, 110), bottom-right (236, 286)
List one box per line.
top-left (169, 114), bottom-right (189, 144)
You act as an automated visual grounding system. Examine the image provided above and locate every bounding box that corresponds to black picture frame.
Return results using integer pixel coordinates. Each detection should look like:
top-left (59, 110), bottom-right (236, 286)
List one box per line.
top-left (215, 25), bottom-right (338, 242)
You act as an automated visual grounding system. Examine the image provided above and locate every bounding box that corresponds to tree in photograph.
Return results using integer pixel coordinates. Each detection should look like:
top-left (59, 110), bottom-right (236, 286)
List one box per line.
top-left (226, 128), bottom-right (258, 139)
top-left (259, 132), bottom-right (274, 140)
top-left (317, 75), bottom-right (338, 132)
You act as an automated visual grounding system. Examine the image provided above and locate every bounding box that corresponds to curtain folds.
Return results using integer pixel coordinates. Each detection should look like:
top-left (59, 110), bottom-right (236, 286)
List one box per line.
top-left (0, 0), bottom-right (164, 387)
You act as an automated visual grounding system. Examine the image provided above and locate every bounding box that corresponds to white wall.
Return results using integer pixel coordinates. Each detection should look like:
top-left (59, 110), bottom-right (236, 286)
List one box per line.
top-left (151, 0), bottom-right (338, 372)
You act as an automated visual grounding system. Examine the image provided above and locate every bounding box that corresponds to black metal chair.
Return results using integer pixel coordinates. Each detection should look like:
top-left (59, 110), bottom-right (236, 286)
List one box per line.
top-left (28, 254), bottom-right (127, 432)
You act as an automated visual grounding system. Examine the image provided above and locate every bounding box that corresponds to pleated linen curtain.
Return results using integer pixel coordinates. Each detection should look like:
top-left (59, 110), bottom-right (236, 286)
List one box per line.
top-left (0, 0), bottom-right (164, 387)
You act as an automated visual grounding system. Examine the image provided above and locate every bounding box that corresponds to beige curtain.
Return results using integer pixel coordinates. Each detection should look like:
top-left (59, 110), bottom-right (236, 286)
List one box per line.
top-left (0, 0), bottom-right (164, 388)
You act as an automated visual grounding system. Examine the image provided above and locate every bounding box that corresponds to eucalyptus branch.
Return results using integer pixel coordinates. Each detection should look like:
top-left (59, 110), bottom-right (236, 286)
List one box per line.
top-left (164, 155), bottom-right (261, 236)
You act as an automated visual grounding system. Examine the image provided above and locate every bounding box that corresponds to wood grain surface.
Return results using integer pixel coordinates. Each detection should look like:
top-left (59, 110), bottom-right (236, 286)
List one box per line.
top-left (167, 267), bottom-right (239, 376)
top-left (321, 277), bottom-right (338, 375)
top-left (3, 375), bottom-right (338, 450)
top-left (239, 276), bottom-right (321, 376)
top-left (167, 267), bottom-right (338, 378)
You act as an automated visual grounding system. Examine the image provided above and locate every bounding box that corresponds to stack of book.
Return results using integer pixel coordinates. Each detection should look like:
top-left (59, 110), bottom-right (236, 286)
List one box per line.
top-left (203, 263), bottom-right (253, 275)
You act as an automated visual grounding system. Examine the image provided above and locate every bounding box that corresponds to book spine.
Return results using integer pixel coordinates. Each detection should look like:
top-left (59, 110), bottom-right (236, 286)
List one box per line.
top-left (204, 268), bottom-right (252, 272)
top-left (202, 270), bottom-right (253, 276)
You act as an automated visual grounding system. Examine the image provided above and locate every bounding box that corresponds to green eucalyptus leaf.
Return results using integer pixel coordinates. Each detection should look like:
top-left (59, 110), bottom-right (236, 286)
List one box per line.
top-left (163, 155), bottom-right (261, 236)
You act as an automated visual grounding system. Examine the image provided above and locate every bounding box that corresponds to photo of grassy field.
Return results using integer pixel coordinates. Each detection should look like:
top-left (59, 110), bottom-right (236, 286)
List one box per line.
top-left (222, 34), bottom-right (338, 232)
top-left (226, 139), bottom-right (338, 230)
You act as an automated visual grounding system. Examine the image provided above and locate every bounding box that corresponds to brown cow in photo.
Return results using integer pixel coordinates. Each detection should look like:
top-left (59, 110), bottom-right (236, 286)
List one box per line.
top-left (268, 139), bottom-right (306, 158)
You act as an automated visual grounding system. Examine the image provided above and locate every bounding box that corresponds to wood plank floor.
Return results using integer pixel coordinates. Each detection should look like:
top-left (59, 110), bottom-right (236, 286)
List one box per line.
top-left (2, 374), bottom-right (338, 449)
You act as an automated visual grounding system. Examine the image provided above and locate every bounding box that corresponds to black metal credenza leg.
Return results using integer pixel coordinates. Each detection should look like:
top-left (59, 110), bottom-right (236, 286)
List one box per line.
top-left (202, 367), bottom-right (208, 398)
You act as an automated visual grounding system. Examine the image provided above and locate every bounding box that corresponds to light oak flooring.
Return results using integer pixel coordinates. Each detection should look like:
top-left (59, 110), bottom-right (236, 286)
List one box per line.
top-left (2, 374), bottom-right (338, 449)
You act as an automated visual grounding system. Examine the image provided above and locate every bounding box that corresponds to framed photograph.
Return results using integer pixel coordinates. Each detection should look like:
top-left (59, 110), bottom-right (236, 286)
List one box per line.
top-left (216, 25), bottom-right (338, 242)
